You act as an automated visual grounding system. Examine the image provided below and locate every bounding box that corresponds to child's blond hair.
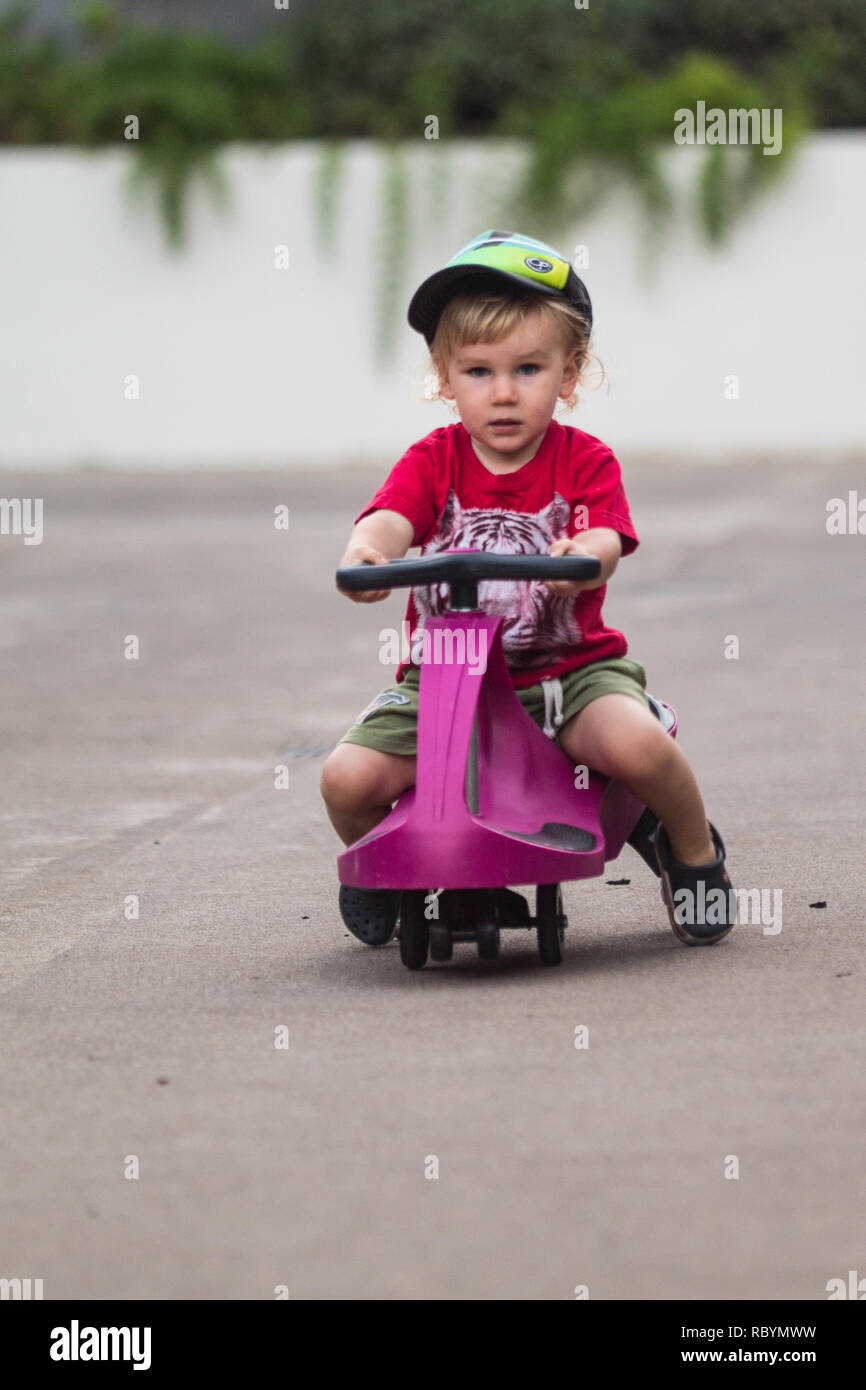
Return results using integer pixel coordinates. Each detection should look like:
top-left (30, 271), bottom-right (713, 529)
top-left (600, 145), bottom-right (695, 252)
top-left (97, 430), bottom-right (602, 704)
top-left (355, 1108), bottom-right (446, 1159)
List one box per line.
top-left (427, 288), bottom-right (599, 412)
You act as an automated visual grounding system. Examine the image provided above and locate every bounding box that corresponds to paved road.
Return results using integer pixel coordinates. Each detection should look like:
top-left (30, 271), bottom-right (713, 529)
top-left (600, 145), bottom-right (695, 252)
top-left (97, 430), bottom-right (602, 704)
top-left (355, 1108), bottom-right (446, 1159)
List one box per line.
top-left (1, 457), bottom-right (864, 1300)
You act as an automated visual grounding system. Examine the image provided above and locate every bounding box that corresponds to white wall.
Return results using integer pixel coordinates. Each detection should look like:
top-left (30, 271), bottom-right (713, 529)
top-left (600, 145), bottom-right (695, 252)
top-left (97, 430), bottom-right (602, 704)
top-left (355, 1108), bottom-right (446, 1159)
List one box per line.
top-left (1, 134), bottom-right (863, 468)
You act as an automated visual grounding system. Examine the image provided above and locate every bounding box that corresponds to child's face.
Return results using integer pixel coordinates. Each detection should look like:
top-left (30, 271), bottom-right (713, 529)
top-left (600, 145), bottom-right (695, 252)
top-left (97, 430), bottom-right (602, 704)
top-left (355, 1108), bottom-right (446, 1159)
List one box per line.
top-left (437, 309), bottom-right (578, 468)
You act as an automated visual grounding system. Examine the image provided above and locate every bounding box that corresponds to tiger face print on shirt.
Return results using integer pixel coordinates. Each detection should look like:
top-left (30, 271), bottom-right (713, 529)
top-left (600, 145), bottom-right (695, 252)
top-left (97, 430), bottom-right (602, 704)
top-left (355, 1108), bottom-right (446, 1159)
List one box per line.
top-left (412, 489), bottom-right (582, 671)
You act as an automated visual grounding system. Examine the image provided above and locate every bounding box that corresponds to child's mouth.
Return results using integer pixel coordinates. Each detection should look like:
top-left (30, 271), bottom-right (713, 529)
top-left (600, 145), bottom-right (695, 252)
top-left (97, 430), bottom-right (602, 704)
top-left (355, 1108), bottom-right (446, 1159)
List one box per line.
top-left (490, 420), bottom-right (521, 433)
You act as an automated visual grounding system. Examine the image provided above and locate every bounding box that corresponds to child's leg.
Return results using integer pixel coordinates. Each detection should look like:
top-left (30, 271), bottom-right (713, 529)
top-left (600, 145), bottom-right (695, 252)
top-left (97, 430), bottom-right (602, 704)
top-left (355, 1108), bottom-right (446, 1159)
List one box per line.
top-left (320, 742), bottom-right (416, 847)
top-left (323, 668), bottom-right (421, 846)
top-left (557, 693), bottom-right (715, 865)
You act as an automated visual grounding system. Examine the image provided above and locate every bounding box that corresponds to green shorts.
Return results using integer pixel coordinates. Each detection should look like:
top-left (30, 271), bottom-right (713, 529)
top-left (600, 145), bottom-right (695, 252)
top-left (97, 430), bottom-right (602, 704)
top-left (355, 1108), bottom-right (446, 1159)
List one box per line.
top-left (338, 656), bottom-right (650, 758)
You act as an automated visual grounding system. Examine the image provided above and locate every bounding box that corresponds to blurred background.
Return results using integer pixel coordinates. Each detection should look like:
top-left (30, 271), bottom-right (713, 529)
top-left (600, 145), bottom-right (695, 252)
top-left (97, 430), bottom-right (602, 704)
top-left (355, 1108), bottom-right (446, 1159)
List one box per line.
top-left (3, 2), bottom-right (866, 1305)
top-left (2, 0), bottom-right (865, 465)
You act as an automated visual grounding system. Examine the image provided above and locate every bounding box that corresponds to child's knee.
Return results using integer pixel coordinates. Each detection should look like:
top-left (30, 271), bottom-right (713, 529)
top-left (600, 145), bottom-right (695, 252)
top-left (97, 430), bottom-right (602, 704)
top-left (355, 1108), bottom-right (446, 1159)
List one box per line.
top-left (611, 721), bottom-right (677, 783)
top-left (320, 744), bottom-right (365, 808)
top-left (320, 741), bottom-right (413, 809)
top-left (573, 709), bottom-right (673, 783)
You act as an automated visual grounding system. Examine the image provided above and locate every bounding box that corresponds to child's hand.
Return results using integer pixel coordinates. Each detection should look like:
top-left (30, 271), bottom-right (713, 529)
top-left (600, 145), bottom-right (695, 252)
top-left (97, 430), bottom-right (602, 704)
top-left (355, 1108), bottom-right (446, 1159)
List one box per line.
top-left (336, 546), bottom-right (392, 603)
top-left (545, 538), bottom-right (598, 596)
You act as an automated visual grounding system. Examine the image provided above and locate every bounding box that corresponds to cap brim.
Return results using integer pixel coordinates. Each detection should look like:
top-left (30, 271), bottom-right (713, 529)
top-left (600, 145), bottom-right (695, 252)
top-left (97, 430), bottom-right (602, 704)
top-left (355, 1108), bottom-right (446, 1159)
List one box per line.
top-left (408, 265), bottom-right (567, 346)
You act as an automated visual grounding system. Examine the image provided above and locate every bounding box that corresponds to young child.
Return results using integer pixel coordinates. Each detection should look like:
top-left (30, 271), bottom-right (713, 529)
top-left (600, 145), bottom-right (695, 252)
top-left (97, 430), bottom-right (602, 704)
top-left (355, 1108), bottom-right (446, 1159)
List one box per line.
top-left (321, 230), bottom-right (734, 948)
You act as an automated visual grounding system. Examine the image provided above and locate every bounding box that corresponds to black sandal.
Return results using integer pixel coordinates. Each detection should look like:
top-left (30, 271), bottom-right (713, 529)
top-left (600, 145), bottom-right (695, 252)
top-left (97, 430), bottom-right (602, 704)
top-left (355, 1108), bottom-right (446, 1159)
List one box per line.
top-left (627, 806), bottom-right (662, 878)
top-left (339, 884), bottom-right (401, 946)
top-left (654, 821), bottom-right (736, 946)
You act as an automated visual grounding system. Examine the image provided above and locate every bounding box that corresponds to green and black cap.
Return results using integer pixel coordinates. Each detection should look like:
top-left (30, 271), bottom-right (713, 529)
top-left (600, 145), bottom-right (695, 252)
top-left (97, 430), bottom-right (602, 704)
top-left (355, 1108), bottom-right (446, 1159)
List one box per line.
top-left (407, 229), bottom-right (592, 346)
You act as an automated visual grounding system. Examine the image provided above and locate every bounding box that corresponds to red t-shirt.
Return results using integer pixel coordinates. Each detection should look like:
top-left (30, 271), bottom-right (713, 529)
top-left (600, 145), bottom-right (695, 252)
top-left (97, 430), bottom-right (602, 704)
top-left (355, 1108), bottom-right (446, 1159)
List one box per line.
top-left (354, 419), bottom-right (639, 689)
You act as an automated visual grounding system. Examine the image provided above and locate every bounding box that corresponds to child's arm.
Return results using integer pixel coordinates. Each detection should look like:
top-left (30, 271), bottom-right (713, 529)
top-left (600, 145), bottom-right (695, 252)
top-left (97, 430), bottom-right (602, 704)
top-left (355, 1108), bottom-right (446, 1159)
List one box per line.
top-left (336, 508), bottom-right (415, 604)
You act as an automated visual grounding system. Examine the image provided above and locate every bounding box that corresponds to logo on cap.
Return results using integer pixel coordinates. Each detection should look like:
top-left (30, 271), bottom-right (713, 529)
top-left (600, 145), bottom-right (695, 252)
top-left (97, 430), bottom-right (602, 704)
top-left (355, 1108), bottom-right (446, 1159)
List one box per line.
top-left (524, 256), bottom-right (554, 273)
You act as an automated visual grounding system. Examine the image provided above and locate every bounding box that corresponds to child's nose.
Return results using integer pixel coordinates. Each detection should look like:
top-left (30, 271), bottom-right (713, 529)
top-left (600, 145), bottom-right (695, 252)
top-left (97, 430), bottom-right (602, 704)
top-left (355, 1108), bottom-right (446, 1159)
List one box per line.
top-left (491, 375), bottom-right (517, 401)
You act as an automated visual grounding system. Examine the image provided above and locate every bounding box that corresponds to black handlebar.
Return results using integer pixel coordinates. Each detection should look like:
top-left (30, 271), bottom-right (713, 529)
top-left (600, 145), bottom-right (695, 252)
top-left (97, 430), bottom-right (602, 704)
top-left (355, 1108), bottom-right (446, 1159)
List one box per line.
top-left (336, 551), bottom-right (601, 590)
top-left (336, 550), bottom-right (601, 610)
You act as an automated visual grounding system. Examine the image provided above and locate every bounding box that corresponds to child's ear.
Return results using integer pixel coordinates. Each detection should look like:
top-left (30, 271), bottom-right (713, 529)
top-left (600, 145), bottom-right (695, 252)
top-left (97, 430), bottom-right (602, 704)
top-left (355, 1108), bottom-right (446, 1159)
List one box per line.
top-left (437, 369), bottom-right (455, 400)
top-left (559, 355), bottom-right (580, 399)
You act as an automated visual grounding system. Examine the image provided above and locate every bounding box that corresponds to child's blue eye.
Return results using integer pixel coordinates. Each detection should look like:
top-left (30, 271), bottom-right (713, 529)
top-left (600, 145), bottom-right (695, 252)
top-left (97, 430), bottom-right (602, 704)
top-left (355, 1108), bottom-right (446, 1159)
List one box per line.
top-left (465, 364), bottom-right (541, 377)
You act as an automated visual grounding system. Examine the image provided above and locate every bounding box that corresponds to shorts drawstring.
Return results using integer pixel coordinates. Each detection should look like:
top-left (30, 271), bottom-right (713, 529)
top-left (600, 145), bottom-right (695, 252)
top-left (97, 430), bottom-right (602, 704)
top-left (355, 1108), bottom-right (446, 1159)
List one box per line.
top-left (541, 676), bottom-right (564, 739)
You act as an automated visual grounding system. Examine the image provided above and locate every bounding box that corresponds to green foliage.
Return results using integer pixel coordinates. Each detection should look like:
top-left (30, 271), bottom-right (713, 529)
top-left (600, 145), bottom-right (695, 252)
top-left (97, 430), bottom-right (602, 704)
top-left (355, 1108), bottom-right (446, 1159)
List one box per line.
top-left (0, 0), bottom-right (859, 347)
top-left (314, 142), bottom-right (345, 253)
top-left (512, 52), bottom-right (805, 244)
top-left (375, 145), bottom-right (411, 360)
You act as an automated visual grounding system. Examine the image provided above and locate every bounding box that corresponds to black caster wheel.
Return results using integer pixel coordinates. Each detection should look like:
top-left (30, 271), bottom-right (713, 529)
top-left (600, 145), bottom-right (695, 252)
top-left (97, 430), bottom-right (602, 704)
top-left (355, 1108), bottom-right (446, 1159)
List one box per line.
top-left (399, 890), bottom-right (430, 970)
top-left (429, 923), bottom-right (453, 962)
top-left (492, 888), bottom-right (530, 926)
top-left (476, 923), bottom-right (501, 961)
top-left (536, 884), bottom-right (565, 966)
